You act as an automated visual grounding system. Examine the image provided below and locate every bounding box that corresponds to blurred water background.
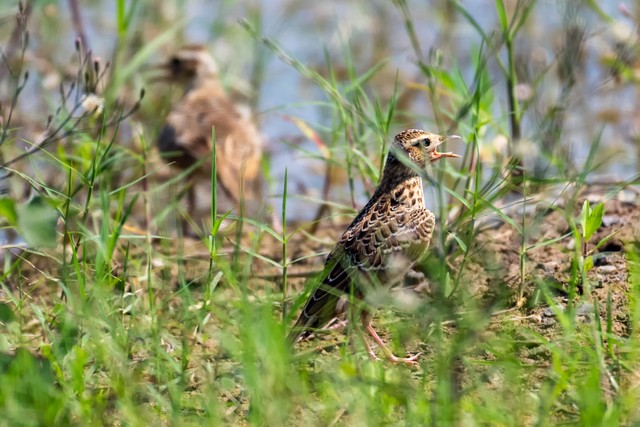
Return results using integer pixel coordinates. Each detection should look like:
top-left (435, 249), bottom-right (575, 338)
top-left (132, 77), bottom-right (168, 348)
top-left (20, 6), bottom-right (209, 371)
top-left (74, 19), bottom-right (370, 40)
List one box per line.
top-left (1, 0), bottom-right (638, 220)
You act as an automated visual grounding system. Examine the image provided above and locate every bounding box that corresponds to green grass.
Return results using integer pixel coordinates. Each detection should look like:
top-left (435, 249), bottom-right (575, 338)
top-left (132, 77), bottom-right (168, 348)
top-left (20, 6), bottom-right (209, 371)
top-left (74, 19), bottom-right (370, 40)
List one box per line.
top-left (0, 0), bottom-right (639, 425)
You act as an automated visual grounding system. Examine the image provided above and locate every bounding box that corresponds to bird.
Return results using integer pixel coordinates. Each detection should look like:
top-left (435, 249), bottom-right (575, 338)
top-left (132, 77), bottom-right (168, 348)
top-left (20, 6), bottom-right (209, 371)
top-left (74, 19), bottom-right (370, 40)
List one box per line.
top-left (154, 45), bottom-right (264, 226)
top-left (289, 129), bottom-right (460, 364)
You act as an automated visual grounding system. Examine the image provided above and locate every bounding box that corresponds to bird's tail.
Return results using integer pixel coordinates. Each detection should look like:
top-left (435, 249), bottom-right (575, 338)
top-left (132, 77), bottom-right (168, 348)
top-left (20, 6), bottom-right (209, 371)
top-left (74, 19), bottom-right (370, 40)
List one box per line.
top-left (287, 312), bottom-right (314, 345)
top-left (287, 279), bottom-right (346, 345)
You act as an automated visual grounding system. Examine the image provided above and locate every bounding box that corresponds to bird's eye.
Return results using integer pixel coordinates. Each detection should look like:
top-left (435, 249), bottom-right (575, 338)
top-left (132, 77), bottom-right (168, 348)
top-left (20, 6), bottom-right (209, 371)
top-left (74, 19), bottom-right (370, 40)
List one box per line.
top-left (413, 138), bottom-right (431, 147)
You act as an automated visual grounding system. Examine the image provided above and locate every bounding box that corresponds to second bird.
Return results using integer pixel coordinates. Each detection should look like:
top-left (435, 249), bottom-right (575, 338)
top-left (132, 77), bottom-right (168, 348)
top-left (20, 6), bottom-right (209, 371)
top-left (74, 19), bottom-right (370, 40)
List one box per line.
top-left (155, 45), bottom-right (264, 225)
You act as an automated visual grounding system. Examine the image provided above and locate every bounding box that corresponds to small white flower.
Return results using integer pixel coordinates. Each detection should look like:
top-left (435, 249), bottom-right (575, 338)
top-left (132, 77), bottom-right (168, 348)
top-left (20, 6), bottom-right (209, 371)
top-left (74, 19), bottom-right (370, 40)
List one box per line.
top-left (610, 20), bottom-right (637, 45)
top-left (81, 93), bottom-right (104, 115)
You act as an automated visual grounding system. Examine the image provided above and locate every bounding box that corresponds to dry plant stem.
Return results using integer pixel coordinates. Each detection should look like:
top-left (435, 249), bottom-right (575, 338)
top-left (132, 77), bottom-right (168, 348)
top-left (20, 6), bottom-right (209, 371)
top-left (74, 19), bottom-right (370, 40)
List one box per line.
top-left (0, 5), bottom-right (30, 154)
top-left (327, 407), bottom-right (348, 427)
top-left (2, 94), bottom-right (142, 169)
top-left (309, 162), bottom-right (334, 235)
top-left (517, 176), bottom-right (527, 306)
top-left (67, 0), bottom-right (90, 52)
top-left (0, 0), bottom-right (32, 84)
top-left (142, 141), bottom-right (152, 232)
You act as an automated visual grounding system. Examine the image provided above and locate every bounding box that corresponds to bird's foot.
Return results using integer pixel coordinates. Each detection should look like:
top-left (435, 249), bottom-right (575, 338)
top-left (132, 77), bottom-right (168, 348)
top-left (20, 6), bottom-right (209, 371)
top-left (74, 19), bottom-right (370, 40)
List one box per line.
top-left (385, 352), bottom-right (422, 365)
top-left (366, 349), bottom-right (421, 365)
top-left (363, 322), bottom-right (421, 365)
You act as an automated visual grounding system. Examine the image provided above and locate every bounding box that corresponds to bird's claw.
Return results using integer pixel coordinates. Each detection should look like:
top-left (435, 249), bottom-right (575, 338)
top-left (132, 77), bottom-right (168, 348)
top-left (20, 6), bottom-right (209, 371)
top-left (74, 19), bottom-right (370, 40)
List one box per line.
top-left (387, 352), bottom-right (422, 365)
top-left (367, 351), bottom-right (422, 365)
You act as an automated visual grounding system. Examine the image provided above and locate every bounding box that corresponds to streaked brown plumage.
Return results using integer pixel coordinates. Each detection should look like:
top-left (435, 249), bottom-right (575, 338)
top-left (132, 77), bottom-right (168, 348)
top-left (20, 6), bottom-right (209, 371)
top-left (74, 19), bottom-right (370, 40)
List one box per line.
top-left (289, 129), bottom-right (460, 364)
top-left (156, 45), bottom-right (263, 217)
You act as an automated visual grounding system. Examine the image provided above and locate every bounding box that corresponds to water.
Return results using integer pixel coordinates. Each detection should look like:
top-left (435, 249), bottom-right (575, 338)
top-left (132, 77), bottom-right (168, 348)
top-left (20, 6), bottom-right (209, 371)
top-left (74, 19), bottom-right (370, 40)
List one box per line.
top-left (3, 0), bottom-right (638, 221)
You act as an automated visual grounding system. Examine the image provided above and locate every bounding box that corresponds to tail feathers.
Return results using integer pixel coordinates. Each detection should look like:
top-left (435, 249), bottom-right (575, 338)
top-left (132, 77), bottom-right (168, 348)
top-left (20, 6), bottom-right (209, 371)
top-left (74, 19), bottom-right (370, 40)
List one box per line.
top-left (289, 257), bottom-right (351, 344)
top-left (287, 313), bottom-right (316, 344)
top-left (287, 282), bottom-right (343, 344)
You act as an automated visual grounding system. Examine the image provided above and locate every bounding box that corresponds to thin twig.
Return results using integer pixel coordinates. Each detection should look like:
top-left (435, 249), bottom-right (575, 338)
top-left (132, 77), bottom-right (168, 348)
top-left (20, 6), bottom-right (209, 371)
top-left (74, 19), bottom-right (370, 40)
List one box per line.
top-left (0, 0), bottom-right (32, 83)
top-left (67, 0), bottom-right (90, 53)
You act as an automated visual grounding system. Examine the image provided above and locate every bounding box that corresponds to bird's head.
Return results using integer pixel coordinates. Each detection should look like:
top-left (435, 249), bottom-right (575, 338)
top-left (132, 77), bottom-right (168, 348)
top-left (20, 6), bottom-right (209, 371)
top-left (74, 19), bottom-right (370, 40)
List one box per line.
top-left (153, 44), bottom-right (218, 85)
top-left (391, 129), bottom-right (461, 170)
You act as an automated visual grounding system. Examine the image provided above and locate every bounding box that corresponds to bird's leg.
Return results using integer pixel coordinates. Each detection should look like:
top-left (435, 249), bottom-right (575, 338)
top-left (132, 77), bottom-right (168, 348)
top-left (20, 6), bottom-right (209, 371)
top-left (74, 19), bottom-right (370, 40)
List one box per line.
top-left (360, 332), bottom-right (381, 361)
top-left (361, 314), bottom-right (421, 365)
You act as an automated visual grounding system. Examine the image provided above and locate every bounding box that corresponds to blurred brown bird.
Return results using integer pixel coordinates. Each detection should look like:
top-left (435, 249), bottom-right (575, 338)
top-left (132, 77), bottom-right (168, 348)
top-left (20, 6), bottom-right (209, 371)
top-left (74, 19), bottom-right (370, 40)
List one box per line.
top-left (289, 129), bottom-right (460, 364)
top-left (155, 45), bottom-right (264, 225)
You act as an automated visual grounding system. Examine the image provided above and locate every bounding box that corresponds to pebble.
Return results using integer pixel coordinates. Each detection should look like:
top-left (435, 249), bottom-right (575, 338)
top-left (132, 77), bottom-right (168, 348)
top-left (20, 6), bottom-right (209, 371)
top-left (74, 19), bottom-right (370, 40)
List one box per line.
top-left (576, 303), bottom-right (593, 317)
top-left (618, 189), bottom-right (638, 205)
top-left (541, 317), bottom-right (557, 327)
top-left (543, 306), bottom-right (562, 317)
top-left (596, 265), bottom-right (617, 274)
top-left (601, 215), bottom-right (622, 227)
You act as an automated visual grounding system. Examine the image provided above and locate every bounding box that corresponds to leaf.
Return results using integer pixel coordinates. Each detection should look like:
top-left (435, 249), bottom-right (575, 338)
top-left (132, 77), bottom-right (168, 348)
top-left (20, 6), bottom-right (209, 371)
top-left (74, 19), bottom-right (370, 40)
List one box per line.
top-left (16, 196), bottom-right (59, 248)
top-left (0, 303), bottom-right (15, 323)
top-left (583, 255), bottom-right (594, 273)
top-left (283, 116), bottom-right (330, 159)
top-left (579, 200), bottom-right (590, 239)
top-left (585, 202), bottom-right (604, 241)
top-left (0, 197), bottom-right (17, 225)
top-left (495, 0), bottom-right (509, 34)
top-left (526, 231), bottom-right (572, 252)
top-left (449, 232), bottom-right (468, 253)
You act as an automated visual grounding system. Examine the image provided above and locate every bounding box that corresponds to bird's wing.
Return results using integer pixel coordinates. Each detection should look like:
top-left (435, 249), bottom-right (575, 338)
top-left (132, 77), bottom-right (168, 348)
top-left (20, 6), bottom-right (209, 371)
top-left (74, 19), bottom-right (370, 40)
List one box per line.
top-left (288, 246), bottom-right (355, 342)
top-left (163, 90), bottom-right (263, 204)
top-left (166, 94), bottom-right (237, 159)
top-left (341, 200), bottom-right (435, 266)
top-left (379, 207), bottom-right (436, 259)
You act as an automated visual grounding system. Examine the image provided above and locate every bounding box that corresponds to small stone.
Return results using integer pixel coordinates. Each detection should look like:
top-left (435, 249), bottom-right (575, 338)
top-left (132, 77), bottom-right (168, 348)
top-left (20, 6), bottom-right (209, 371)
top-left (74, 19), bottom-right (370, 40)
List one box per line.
top-left (541, 317), bottom-right (557, 327)
top-left (576, 303), bottom-right (593, 317)
top-left (597, 265), bottom-right (617, 274)
top-left (543, 307), bottom-right (559, 317)
top-left (601, 215), bottom-right (621, 227)
top-left (618, 189), bottom-right (637, 205)
top-left (542, 262), bottom-right (559, 273)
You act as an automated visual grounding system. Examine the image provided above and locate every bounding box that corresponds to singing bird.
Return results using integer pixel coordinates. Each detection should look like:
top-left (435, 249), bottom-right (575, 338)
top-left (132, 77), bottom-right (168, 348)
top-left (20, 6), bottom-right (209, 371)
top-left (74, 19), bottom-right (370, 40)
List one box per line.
top-left (155, 45), bottom-right (264, 220)
top-left (289, 129), bottom-right (460, 364)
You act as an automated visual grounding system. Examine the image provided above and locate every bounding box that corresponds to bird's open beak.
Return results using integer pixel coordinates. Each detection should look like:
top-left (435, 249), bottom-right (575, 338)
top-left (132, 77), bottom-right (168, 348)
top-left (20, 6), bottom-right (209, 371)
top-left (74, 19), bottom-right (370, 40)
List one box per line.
top-left (430, 135), bottom-right (462, 162)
